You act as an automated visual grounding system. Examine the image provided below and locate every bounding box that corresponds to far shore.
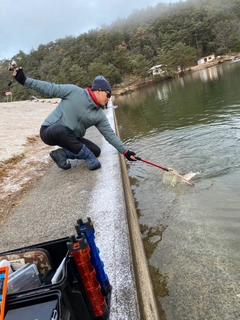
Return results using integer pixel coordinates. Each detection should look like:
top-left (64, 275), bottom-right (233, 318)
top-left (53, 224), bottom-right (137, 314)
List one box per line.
top-left (112, 54), bottom-right (237, 96)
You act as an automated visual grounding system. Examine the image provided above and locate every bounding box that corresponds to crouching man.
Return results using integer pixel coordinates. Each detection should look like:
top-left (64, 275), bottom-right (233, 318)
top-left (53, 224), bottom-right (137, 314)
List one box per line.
top-left (13, 68), bottom-right (137, 170)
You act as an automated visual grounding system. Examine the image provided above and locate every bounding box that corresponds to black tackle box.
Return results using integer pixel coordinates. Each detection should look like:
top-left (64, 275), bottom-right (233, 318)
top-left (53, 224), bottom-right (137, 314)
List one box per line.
top-left (5, 290), bottom-right (61, 320)
top-left (0, 237), bottom-right (111, 320)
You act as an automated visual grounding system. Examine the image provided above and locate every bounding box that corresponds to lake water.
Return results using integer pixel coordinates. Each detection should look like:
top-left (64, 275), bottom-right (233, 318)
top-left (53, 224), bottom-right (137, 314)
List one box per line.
top-left (114, 61), bottom-right (240, 320)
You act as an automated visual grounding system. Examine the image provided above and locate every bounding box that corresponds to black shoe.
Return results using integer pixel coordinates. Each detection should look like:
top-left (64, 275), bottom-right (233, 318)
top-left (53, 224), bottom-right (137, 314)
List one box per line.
top-left (50, 149), bottom-right (71, 170)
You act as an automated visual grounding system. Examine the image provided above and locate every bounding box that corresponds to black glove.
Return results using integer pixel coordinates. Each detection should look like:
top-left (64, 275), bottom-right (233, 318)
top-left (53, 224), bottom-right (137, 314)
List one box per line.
top-left (14, 68), bottom-right (26, 85)
top-left (123, 150), bottom-right (137, 161)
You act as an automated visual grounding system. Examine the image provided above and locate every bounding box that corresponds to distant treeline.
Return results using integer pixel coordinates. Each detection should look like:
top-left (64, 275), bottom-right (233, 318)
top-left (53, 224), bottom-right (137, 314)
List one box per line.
top-left (1, 0), bottom-right (240, 101)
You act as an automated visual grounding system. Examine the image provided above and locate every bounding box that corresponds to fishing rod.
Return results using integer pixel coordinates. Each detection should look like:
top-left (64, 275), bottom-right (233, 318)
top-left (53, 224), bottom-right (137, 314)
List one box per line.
top-left (7, 60), bottom-right (18, 86)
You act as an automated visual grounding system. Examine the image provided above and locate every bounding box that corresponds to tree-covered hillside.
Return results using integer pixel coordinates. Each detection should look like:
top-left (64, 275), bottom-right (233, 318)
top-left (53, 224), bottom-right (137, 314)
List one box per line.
top-left (1, 0), bottom-right (240, 101)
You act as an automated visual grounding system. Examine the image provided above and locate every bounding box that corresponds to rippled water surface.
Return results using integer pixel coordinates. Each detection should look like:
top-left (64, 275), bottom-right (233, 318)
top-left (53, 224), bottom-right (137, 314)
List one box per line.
top-left (115, 62), bottom-right (240, 320)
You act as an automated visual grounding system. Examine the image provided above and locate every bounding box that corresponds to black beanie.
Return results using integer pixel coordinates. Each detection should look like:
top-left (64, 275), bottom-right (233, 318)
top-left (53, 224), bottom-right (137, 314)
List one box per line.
top-left (91, 76), bottom-right (111, 92)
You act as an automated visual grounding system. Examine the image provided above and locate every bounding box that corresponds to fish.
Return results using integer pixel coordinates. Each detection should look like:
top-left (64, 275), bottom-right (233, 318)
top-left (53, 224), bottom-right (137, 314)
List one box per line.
top-left (182, 172), bottom-right (200, 181)
top-left (107, 97), bottom-right (118, 108)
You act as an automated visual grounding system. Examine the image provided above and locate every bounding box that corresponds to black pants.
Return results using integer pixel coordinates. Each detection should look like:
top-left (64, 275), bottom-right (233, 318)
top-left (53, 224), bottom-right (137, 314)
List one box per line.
top-left (40, 124), bottom-right (101, 157)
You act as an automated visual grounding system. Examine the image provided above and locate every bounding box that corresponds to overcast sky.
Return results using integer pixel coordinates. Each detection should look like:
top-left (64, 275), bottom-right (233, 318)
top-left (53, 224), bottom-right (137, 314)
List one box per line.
top-left (0, 0), bottom-right (180, 61)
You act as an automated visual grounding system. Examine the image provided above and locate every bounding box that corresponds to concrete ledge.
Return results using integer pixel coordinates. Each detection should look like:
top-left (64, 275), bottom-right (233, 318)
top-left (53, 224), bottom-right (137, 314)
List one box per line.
top-left (114, 111), bottom-right (160, 320)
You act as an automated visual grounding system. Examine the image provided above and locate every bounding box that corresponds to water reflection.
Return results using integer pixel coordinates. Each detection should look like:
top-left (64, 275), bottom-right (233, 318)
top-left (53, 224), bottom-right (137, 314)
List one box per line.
top-left (116, 62), bottom-right (240, 143)
top-left (156, 82), bottom-right (171, 101)
top-left (198, 65), bottom-right (223, 82)
top-left (115, 62), bottom-right (240, 320)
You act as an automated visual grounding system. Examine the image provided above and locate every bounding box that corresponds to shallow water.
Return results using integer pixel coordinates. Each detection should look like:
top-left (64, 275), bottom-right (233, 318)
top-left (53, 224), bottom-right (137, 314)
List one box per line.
top-left (115, 62), bottom-right (240, 320)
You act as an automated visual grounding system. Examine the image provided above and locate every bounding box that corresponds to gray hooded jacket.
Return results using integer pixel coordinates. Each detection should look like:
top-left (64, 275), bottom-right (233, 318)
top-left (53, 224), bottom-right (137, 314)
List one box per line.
top-left (24, 78), bottom-right (127, 153)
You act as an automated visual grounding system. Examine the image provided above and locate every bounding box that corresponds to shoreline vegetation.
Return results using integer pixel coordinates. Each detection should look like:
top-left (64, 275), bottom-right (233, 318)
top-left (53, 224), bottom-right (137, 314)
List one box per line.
top-left (111, 54), bottom-right (237, 96)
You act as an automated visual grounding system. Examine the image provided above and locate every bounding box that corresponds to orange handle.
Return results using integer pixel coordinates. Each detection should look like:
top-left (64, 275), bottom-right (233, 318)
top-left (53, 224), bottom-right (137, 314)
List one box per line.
top-left (0, 266), bottom-right (9, 320)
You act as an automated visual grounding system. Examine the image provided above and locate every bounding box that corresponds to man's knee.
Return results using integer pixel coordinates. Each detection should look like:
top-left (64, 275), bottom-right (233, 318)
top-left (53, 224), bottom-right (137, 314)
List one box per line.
top-left (94, 148), bottom-right (101, 158)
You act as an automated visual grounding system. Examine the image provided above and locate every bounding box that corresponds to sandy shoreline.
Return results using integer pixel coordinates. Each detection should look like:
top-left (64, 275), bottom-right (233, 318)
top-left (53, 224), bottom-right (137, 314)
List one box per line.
top-left (0, 99), bottom-right (60, 161)
top-left (0, 99), bottom-right (60, 220)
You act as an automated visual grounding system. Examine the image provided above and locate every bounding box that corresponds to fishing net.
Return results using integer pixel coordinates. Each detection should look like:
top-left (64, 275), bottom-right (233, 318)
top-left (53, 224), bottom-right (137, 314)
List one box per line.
top-left (162, 168), bottom-right (181, 186)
